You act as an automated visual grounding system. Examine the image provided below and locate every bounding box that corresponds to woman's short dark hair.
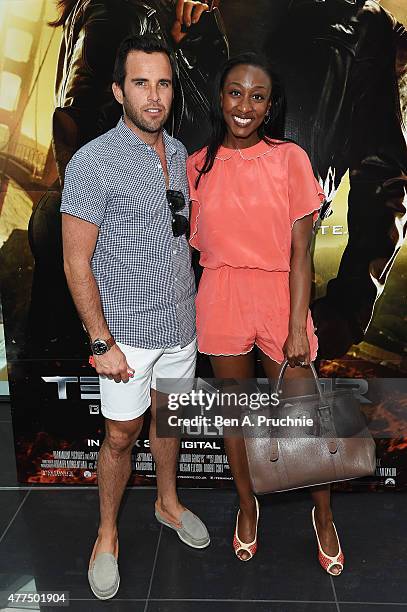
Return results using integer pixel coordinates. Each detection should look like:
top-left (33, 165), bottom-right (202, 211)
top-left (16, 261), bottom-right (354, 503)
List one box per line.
top-left (113, 34), bottom-right (175, 90)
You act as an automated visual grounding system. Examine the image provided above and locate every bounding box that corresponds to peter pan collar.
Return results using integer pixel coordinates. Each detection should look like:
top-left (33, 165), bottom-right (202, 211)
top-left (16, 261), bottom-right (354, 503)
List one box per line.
top-left (215, 139), bottom-right (278, 161)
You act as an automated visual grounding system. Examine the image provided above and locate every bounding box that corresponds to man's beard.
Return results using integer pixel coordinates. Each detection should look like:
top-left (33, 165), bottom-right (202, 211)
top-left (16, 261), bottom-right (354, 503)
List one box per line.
top-left (123, 99), bottom-right (169, 134)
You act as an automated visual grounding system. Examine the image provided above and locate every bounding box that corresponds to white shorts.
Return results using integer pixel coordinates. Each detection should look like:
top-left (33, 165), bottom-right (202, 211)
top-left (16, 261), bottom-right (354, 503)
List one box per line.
top-left (99, 338), bottom-right (197, 421)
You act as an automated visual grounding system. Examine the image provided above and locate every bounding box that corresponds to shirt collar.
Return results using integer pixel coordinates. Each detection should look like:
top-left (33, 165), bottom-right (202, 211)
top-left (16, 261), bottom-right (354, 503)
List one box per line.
top-left (116, 117), bottom-right (177, 157)
top-left (215, 139), bottom-right (277, 161)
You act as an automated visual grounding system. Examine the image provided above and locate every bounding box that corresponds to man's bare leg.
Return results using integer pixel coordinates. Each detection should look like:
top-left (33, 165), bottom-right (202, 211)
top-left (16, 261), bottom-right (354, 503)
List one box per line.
top-left (149, 389), bottom-right (184, 526)
top-left (89, 415), bottom-right (144, 566)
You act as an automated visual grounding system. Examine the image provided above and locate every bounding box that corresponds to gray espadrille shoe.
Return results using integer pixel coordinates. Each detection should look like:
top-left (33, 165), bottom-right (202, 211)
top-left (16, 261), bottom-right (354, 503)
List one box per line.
top-left (88, 552), bottom-right (120, 600)
top-left (155, 508), bottom-right (210, 548)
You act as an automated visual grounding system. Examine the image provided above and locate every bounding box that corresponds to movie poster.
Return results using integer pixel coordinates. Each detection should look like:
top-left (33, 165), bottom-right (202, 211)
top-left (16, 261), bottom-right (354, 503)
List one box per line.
top-left (0, 0), bottom-right (406, 488)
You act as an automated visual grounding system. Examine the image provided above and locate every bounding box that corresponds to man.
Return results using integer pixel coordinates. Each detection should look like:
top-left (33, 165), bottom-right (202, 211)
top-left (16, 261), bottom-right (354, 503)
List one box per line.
top-left (51, 0), bottom-right (226, 174)
top-left (60, 34), bottom-right (210, 600)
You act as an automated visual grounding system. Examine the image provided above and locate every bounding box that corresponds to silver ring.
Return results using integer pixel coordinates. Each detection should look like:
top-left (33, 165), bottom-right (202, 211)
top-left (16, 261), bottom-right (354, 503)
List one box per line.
top-left (299, 361), bottom-right (306, 366)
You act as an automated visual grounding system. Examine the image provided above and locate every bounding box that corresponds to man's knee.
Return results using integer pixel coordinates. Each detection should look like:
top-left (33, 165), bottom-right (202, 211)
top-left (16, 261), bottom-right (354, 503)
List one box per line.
top-left (104, 416), bottom-right (144, 453)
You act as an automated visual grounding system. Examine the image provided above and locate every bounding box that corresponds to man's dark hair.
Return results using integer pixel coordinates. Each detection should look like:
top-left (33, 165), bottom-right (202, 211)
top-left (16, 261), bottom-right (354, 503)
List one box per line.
top-left (113, 34), bottom-right (175, 91)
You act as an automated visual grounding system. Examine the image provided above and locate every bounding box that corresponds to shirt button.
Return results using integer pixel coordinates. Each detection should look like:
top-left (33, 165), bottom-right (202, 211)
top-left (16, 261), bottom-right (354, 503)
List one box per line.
top-left (173, 249), bottom-right (177, 254)
top-left (175, 277), bottom-right (178, 281)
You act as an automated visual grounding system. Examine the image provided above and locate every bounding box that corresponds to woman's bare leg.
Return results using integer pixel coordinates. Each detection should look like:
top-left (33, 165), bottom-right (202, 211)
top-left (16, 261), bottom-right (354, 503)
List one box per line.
top-left (210, 352), bottom-right (257, 560)
top-left (259, 351), bottom-right (342, 574)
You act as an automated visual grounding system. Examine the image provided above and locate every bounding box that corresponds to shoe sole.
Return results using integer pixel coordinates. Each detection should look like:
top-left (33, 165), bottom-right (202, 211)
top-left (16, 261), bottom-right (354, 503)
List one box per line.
top-left (88, 574), bottom-right (120, 600)
top-left (177, 529), bottom-right (211, 549)
top-left (156, 516), bottom-right (210, 549)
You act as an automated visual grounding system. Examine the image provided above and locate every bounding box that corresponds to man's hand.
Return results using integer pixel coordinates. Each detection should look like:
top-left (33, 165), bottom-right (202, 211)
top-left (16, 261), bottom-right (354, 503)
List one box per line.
top-left (93, 344), bottom-right (135, 383)
top-left (171, 0), bottom-right (211, 44)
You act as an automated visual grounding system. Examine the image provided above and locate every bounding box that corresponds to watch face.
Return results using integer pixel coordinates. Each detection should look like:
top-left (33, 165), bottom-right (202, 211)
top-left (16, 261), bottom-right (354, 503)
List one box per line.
top-left (92, 339), bottom-right (108, 355)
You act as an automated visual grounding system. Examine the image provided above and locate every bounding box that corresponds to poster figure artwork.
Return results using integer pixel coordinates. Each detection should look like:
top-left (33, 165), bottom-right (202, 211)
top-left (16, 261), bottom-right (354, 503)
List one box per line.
top-left (25, 0), bottom-right (407, 365)
top-left (0, 0), bottom-right (406, 487)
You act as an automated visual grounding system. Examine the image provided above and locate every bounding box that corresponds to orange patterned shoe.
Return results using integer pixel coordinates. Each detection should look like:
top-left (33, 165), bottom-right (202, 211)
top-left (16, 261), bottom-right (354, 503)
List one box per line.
top-left (233, 496), bottom-right (259, 562)
top-left (312, 506), bottom-right (344, 576)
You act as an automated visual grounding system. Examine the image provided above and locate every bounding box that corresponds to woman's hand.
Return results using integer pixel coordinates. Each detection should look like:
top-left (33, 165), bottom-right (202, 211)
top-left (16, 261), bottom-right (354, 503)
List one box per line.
top-left (283, 329), bottom-right (311, 368)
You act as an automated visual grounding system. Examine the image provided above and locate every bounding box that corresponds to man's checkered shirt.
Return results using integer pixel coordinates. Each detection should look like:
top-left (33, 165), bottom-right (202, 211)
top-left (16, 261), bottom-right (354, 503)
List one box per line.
top-left (60, 118), bottom-right (196, 349)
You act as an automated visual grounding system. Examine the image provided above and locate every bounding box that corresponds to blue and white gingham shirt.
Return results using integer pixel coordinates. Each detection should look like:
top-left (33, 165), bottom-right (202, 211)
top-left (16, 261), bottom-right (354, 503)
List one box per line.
top-left (60, 118), bottom-right (196, 349)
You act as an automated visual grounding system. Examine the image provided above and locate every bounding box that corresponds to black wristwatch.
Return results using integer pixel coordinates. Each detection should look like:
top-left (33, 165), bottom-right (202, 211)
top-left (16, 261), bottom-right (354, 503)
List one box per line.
top-left (90, 335), bottom-right (116, 355)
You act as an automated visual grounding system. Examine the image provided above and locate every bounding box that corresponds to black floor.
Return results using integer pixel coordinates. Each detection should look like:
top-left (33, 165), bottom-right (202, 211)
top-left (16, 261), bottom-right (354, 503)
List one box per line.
top-left (0, 402), bottom-right (406, 612)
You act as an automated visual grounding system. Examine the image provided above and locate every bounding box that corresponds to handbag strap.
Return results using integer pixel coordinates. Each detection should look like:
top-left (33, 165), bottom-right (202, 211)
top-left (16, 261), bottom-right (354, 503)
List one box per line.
top-left (275, 359), bottom-right (324, 400)
top-left (272, 359), bottom-right (338, 455)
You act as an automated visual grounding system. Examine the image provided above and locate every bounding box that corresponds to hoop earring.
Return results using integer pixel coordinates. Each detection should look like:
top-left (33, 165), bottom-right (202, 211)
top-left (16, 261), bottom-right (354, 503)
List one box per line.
top-left (264, 112), bottom-right (271, 125)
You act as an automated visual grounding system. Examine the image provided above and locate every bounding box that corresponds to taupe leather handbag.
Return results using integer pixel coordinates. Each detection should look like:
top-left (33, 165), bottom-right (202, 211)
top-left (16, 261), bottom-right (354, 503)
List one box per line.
top-left (243, 360), bottom-right (376, 494)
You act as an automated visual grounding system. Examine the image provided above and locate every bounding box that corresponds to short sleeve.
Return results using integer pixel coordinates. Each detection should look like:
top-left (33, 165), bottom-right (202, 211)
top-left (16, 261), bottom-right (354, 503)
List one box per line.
top-left (186, 152), bottom-right (203, 249)
top-left (287, 145), bottom-right (325, 227)
top-left (60, 150), bottom-right (107, 227)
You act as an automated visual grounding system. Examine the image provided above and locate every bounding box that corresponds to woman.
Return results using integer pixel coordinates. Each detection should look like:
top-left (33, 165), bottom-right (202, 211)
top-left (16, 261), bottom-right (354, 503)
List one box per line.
top-left (187, 53), bottom-right (344, 575)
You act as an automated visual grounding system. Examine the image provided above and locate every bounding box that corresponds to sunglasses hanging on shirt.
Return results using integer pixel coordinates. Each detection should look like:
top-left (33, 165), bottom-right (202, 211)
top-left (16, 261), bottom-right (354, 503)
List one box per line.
top-left (166, 189), bottom-right (190, 238)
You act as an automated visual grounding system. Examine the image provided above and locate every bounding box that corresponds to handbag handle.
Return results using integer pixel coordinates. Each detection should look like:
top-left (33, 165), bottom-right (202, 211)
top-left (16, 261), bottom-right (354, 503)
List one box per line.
top-left (272, 359), bottom-right (338, 456)
top-left (275, 359), bottom-right (324, 400)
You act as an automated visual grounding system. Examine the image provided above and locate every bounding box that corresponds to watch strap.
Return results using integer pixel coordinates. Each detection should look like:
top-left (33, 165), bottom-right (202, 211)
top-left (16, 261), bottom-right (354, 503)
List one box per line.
top-left (105, 335), bottom-right (116, 350)
top-left (90, 335), bottom-right (116, 354)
